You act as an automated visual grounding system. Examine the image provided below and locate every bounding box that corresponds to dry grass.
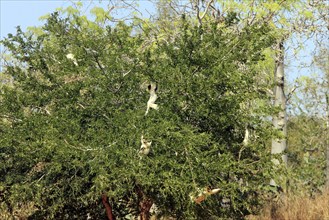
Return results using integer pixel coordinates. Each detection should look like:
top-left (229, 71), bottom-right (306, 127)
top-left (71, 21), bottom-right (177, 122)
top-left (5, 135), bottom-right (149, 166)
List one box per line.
top-left (247, 189), bottom-right (329, 220)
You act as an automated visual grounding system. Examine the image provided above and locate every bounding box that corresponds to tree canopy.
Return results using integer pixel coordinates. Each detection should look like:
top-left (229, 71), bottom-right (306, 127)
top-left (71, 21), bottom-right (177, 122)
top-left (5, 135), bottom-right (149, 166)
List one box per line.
top-left (1, 1), bottom-right (327, 219)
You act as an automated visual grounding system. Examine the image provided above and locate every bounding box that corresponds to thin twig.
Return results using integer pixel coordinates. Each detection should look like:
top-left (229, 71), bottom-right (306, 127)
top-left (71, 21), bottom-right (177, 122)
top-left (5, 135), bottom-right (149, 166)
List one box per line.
top-left (286, 83), bottom-right (299, 103)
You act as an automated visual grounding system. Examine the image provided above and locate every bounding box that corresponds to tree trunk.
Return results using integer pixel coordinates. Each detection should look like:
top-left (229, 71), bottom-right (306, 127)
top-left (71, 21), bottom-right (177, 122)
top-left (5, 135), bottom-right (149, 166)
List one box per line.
top-left (270, 40), bottom-right (288, 189)
top-left (326, 135), bottom-right (329, 189)
top-left (136, 185), bottom-right (153, 220)
top-left (139, 198), bottom-right (153, 220)
top-left (325, 93), bottom-right (329, 188)
top-left (102, 194), bottom-right (115, 220)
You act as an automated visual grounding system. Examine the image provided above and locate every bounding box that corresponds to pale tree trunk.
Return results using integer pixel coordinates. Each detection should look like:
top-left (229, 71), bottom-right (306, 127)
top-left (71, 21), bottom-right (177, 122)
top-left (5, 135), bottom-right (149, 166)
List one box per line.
top-left (325, 93), bottom-right (329, 188)
top-left (270, 41), bottom-right (288, 189)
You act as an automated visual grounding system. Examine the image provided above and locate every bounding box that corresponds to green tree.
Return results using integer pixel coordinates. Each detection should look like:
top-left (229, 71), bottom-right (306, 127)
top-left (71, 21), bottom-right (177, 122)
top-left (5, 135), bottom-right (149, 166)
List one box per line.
top-left (314, 47), bottom-right (329, 188)
top-left (287, 115), bottom-right (327, 194)
top-left (287, 46), bottom-right (329, 193)
top-left (1, 5), bottom-right (277, 220)
top-left (198, 0), bottom-right (328, 192)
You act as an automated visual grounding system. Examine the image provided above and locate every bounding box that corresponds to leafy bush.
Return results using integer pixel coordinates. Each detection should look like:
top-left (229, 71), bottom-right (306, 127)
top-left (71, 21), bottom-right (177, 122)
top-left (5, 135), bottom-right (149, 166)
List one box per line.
top-left (0, 8), bottom-right (278, 219)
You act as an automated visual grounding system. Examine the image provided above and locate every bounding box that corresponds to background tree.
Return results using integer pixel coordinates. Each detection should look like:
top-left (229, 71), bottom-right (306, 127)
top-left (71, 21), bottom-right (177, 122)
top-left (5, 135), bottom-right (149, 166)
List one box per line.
top-left (314, 47), bottom-right (329, 188)
top-left (287, 45), bottom-right (329, 193)
top-left (195, 0), bottom-right (328, 192)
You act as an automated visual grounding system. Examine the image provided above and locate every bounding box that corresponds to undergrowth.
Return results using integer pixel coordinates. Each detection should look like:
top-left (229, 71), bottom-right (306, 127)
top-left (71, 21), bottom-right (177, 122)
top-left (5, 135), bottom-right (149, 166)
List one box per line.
top-left (247, 189), bottom-right (329, 220)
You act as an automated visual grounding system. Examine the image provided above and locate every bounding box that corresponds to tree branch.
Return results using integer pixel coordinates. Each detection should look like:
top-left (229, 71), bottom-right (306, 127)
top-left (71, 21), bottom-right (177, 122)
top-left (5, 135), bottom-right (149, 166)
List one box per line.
top-left (200, 0), bottom-right (214, 20)
top-left (286, 84), bottom-right (299, 103)
top-left (102, 194), bottom-right (115, 220)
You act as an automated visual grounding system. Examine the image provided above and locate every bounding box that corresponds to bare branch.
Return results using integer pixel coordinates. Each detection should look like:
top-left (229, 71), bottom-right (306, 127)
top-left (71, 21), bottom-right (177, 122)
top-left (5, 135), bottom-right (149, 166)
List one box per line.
top-left (286, 83), bottom-right (300, 103)
top-left (194, 1), bottom-right (202, 27)
top-left (200, 0), bottom-right (214, 20)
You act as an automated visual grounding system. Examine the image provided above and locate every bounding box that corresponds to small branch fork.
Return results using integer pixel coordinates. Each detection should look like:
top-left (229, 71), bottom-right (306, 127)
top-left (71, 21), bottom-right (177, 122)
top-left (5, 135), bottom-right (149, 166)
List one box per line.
top-left (195, 0), bottom-right (215, 27)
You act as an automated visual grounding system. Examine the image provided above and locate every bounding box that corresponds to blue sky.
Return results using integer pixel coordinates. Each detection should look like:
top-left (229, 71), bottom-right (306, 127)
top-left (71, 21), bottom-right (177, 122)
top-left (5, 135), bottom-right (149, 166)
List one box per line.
top-left (1, 0), bottom-right (72, 39)
top-left (0, 0), bottom-right (319, 83)
top-left (0, 0), bottom-right (156, 40)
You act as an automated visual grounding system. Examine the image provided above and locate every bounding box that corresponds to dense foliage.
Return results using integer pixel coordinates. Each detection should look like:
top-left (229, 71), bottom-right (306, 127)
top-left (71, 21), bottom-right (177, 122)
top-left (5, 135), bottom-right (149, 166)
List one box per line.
top-left (287, 115), bottom-right (327, 193)
top-left (0, 6), bottom-right (289, 220)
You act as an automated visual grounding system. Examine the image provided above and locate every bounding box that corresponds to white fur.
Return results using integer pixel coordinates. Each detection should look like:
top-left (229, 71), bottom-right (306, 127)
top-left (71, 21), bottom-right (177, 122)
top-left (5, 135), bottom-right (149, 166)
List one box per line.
top-left (145, 83), bottom-right (158, 116)
top-left (139, 135), bottom-right (152, 156)
top-left (66, 53), bottom-right (78, 66)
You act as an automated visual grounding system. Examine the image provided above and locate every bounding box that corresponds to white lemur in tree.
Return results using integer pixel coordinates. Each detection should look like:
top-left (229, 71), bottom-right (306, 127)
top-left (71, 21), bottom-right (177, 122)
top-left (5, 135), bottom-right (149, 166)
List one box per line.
top-left (139, 135), bottom-right (152, 156)
top-left (66, 53), bottom-right (78, 66)
top-left (145, 82), bottom-right (158, 116)
top-left (242, 128), bottom-right (249, 146)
